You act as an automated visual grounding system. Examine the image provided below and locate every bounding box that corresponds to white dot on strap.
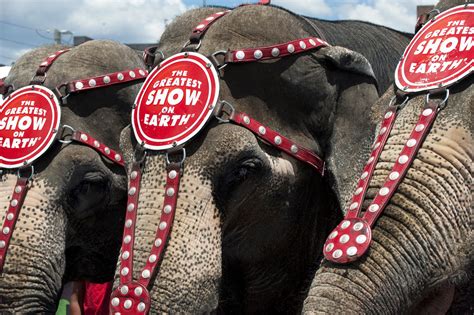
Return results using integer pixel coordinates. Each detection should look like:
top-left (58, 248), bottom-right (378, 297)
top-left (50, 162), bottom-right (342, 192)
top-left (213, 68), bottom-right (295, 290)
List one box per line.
top-left (235, 51), bottom-right (245, 60)
top-left (389, 171), bottom-right (400, 180)
top-left (253, 50), bottom-right (263, 59)
top-left (368, 204), bottom-right (379, 212)
top-left (406, 139), bottom-right (417, 147)
top-left (356, 234), bottom-right (367, 244)
top-left (398, 155), bottom-right (409, 164)
top-left (347, 246), bottom-right (357, 256)
top-left (415, 124), bottom-right (425, 132)
top-left (379, 187), bottom-right (390, 196)
top-left (422, 108), bottom-right (433, 116)
top-left (332, 249), bottom-right (342, 259)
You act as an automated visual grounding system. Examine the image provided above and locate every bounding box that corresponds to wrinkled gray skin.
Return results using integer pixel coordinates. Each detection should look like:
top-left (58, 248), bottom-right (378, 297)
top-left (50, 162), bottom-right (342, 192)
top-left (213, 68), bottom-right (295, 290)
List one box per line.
top-left (0, 40), bottom-right (143, 312)
top-left (118, 5), bottom-right (412, 313)
top-left (304, 0), bottom-right (473, 314)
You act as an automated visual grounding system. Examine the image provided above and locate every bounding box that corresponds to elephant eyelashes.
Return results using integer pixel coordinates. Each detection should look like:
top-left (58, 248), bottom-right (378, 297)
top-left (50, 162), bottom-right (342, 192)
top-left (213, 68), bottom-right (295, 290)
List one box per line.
top-left (216, 157), bottom-right (265, 197)
top-left (214, 157), bottom-right (265, 212)
top-left (65, 171), bottom-right (110, 219)
top-left (230, 158), bottom-right (264, 184)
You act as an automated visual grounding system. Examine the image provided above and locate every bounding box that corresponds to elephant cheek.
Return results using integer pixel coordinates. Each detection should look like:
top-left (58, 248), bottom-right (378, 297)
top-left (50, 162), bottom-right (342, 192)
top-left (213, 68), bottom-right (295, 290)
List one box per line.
top-left (130, 182), bottom-right (222, 313)
top-left (0, 174), bottom-right (65, 312)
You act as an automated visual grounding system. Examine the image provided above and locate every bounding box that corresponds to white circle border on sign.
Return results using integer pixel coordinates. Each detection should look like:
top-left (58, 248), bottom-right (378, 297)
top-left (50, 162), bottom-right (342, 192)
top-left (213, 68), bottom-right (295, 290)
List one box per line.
top-left (395, 4), bottom-right (474, 92)
top-left (0, 85), bottom-right (61, 169)
top-left (132, 52), bottom-right (220, 151)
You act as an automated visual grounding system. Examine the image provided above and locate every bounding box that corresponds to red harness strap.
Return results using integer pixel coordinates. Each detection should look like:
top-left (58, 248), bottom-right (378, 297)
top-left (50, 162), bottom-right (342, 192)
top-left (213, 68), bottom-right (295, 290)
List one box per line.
top-left (144, 10), bottom-right (233, 64)
top-left (0, 177), bottom-right (28, 273)
top-left (55, 68), bottom-right (148, 101)
top-left (187, 0), bottom-right (271, 47)
top-left (110, 161), bottom-right (181, 314)
top-left (188, 10), bottom-right (232, 46)
top-left (229, 109), bottom-right (325, 175)
top-left (344, 103), bottom-right (400, 220)
top-left (144, 0), bottom-right (273, 66)
top-left (224, 37), bottom-right (328, 63)
top-left (30, 49), bottom-right (70, 85)
top-left (0, 49), bottom-right (69, 95)
top-left (70, 130), bottom-right (125, 167)
top-left (323, 94), bottom-right (444, 264)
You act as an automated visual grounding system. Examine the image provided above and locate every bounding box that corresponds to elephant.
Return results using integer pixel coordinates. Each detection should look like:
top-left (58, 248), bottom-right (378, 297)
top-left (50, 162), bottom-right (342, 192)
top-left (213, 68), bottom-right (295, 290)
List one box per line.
top-left (116, 4), bottom-right (413, 313)
top-left (303, 0), bottom-right (473, 314)
top-left (0, 66), bottom-right (11, 104)
top-left (0, 40), bottom-right (144, 312)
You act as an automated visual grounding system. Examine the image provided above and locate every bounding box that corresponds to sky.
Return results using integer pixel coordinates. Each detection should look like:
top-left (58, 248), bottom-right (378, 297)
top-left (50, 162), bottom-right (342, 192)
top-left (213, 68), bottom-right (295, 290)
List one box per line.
top-left (0, 0), bottom-right (435, 66)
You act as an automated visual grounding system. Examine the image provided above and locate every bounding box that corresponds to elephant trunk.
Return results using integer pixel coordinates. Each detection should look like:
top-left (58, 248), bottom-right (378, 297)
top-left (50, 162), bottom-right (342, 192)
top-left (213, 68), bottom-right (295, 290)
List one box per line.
top-left (304, 101), bottom-right (472, 313)
top-left (0, 174), bottom-right (65, 312)
top-left (127, 166), bottom-right (222, 313)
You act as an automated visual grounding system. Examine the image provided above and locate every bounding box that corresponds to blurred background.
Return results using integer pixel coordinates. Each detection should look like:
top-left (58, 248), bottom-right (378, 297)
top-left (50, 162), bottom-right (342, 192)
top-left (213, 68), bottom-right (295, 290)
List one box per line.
top-left (0, 0), bottom-right (435, 66)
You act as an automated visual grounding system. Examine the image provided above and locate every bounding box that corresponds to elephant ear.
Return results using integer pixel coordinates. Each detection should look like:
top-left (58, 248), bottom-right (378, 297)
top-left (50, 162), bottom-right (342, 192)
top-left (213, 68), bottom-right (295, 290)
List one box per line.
top-left (315, 46), bottom-right (378, 86)
top-left (316, 46), bottom-right (382, 208)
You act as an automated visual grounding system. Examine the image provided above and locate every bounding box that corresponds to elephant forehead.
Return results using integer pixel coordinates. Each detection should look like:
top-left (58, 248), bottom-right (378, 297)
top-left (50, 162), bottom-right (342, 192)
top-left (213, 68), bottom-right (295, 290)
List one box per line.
top-left (185, 122), bottom-right (259, 154)
top-left (203, 5), bottom-right (308, 49)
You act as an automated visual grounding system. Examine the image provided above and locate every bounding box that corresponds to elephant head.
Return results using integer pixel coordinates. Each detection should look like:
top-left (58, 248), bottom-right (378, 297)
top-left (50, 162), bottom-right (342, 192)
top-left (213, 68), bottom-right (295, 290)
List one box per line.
top-left (0, 40), bottom-right (144, 312)
top-left (303, 1), bottom-right (473, 313)
top-left (116, 4), bottom-right (411, 313)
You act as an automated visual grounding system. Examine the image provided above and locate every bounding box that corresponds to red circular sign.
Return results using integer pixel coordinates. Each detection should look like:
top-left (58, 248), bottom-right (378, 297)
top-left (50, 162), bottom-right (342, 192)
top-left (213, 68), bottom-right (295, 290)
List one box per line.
top-left (0, 85), bottom-right (61, 169)
top-left (395, 4), bottom-right (473, 92)
top-left (132, 52), bottom-right (219, 150)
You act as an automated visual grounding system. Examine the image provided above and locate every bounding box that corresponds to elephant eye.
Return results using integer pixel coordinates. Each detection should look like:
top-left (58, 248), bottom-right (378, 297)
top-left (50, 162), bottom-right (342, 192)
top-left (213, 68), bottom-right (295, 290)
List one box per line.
top-left (65, 171), bottom-right (110, 220)
top-left (220, 157), bottom-right (264, 190)
top-left (214, 156), bottom-right (266, 215)
top-left (232, 159), bottom-right (262, 182)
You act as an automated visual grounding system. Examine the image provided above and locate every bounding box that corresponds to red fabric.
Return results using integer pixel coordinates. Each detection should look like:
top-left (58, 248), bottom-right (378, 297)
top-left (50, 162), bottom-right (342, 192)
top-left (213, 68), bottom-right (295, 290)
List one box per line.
top-left (83, 281), bottom-right (113, 315)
